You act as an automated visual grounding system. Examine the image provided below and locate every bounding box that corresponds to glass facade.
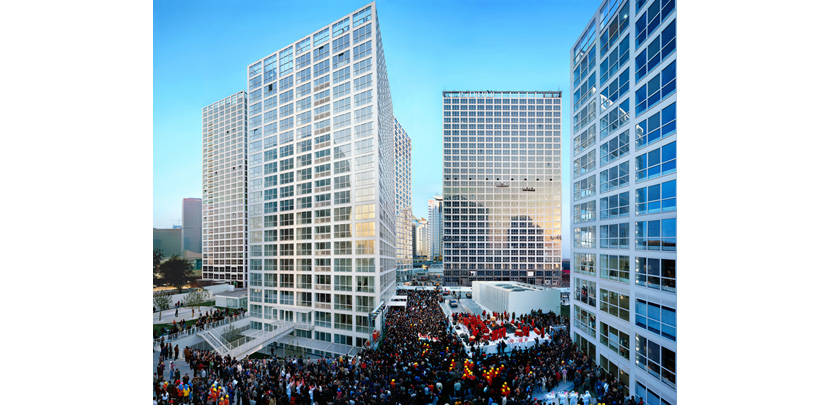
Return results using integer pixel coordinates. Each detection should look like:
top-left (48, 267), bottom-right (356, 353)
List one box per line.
top-left (570, 1), bottom-right (676, 404)
top-left (245, 3), bottom-right (396, 349)
top-left (394, 117), bottom-right (413, 281)
top-left (202, 91), bottom-right (248, 287)
top-left (442, 91), bottom-right (563, 287)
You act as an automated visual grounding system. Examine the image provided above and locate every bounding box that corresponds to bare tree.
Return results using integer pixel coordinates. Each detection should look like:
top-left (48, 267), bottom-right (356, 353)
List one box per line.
top-left (183, 288), bottom-right (211, 318)
top-left (153, 291), bottom-right (172, 321)
top-left (222, 323), bottom-right (244, 342)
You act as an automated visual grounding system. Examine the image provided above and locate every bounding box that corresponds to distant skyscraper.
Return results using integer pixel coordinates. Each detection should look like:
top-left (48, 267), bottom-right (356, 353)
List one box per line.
top-left (394, 117), bottom-right (413, 281)
top-left (442, 91), bottom-right (562, 287)
top-left (202, 91), bottom-right (248, 287)
top-left (245, 2), bottom-right (397, 351)
top-left (182, 198), bottom-right (202, 254)
top-left (414, 217), bottom-right (429, 257)
top-left (569, 1), bottom-right (677, 404)
top-left (153, 228), bottom-right (182, 258)
top-left (427, 196), bottom-right (443, 260)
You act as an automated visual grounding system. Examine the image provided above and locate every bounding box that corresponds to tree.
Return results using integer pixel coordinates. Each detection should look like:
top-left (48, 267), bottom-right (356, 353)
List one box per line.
top-left (158, 255), bottom-right (195, 293)
top-left (222, 323), bottom-right (243, 343)
top-left (153, 249), bottom-right (165, 283)
top-left (153, 291), bottom-right (172, 321)
top-left (183, 288), bottom-right (211, 316)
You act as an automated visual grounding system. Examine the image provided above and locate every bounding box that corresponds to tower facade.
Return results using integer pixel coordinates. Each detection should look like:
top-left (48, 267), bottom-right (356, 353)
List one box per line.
top-left (202, 91), bottom-right (248, 287)
top-left (245, 2), bottom-right (397, 352)
top-left (427, 196), bottom-right (443, 261)
top-left (182, 198), bottom-right (202, 254)
top-left (569, 1), bottom-right (677, 404)
top-left (442, 91), bottom-right (563, 287)
top-left (394, 117), bottom-right (413, 282)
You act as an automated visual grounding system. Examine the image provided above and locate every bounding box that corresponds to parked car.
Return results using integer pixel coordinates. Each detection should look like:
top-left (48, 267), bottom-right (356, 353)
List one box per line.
top-left (466, 292), bottom-right (472, 298)
top-left (449, 299), bottom-right (458, 308)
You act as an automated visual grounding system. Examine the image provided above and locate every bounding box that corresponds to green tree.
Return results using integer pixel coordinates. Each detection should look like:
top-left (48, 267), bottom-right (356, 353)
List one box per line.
top-left (158, 255), bottom-right (195, 293)
top-left (153, 290), bottom-right (172, 321)
top-left (153, 249), bottom-right (165, 282)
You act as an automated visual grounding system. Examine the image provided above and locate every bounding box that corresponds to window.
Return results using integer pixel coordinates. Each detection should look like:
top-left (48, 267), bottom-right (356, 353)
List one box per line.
top-left (573, 150), bottom-right (596, 177)
top-left (600, 68), bottom-right (630, 112)
top-left (334, 313), bottom-right (352, 331)
top-left (334, 294), bottom-right (352, 311)
top-left (334, 159), bottom-right (351, 174)
top-left (635, 218), bottom-right (676, 251)
top-left (333, 67), bottom-right (350, 85)
top-left (354, 106), bottom-right (372, 123)
top-left (635, 0), bottom-right (676, 49)
top-left (600, 289), bottom-right (630, 321)
top-left (353, 40), bottom-right (372, 60)
top-left (600, 161), bottom-right (629, 193)
top-left (313, 60), bottom-right (330, 77)
top-left (635, 141), bottom-right (676, 181)
top-left (333, 97), bottom-right (351, 114)
top-left (297, 54), bottom-right (311, 71)
top-left (635, 20), bottom-right (676, 83)
top-left (278, 47), bottom-right (293, 78)
top-left (635, 102), bottom-right (675, 148)
top-left (355, 257), bottom-right (373, 272)
top-left (332, 50), bottom-right (350, 69)
top-left (333, 82), bottom-right (350, 99)
top-left (600, 191), bottom-right (629, 219)
top-left (573, 99), bottom-right (596, 133)
top-left (573, 124), bottom-right (596, 155)
top-left (356, 275), bottom-right (374, 292)
top-left (636, 180), bottom-right (676, 214)
top-left (599, 0), bottom-right (629, 57)
top-left (313, 28), bottom-right (329, 46)
top-left (333, 112), bottom-right (351, 129)
top-left (600, 254), bottom-right (630, 283)
top-left (573, 72), bottom-right (596, 111)
top-left (313, 74), bottom-right (330, 90)
top-left (574, 227), bottom-right (596, 249)
top-left (298, 83), bottom-right (312, 98)
top-left (334, 275), bottom-right (352, 291)
top-left (634, 257), bottom-right (676, 292)
top-left (635, 299), bottom-right (676, 341)
top-left (314, 311), bottom-right (331, 328)
top-left (599, 99), bottom-right (629, 139)
top-left (634, 60), bottom-right (676, 115)
top-left (574, 306), bottom-right (597, 338)
top-left (635, 334), bottom-right (676, 387)
top-left (574, 201), bottom-right (596, 223)
top-left (354, 122), bottom-right (373, 139)
top-left (599, 321), bottom-right (630, 359)
top-left (334, 207), bottom-right (351, 221)
top-left (354, 57), bottom-right (372, 76)
top-left (574, 278), bottom-right (596, 306)
top-left (573, 252), bottom-right (596, 275)
top-left (353, 21), bottom-right (371, 42)
top-left (574, 175), bottom-right (596, 201)
top-left (600, 34), bottom-right (630, 86)
top-left (249, 61), bottom-right (262, 77)
top-left (332, 17), bottom-right (350, 39)
top-left (354, 89), bottom-right (372, 107)
top-left (573, 44), bottom-right (596, 88)
top-left (279, 75), bottom-right (294, 91)
top-left (600, 223), bottom-right (630, 249)
top-left (600, 129), bottom-right (630, 166)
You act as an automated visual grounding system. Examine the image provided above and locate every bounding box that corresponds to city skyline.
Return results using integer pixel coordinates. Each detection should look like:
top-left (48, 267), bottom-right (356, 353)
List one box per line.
top-left (153, 0), bottom-right (602, 258)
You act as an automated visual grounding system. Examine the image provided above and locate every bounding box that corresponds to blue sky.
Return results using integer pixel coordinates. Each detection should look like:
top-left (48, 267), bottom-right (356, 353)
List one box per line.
top-left (154, 0), bottom-right (602, 255)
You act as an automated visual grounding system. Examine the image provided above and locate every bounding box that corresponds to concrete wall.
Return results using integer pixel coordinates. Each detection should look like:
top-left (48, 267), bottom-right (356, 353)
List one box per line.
top-left (472, 282), bottom-right (561, 315)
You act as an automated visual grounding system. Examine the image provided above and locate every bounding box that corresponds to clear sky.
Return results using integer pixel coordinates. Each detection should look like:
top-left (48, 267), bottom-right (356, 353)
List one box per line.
top-left (154, 0), bottom-right (602, 257)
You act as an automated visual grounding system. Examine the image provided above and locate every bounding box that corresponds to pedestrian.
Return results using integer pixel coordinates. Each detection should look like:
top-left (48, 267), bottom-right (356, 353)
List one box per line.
top-left (175, 345), bottom-right (180, 360)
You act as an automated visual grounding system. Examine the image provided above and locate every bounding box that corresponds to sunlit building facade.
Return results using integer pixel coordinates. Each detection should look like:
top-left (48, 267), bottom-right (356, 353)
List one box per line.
top-left (245, 2), bottom-right (397, 352)
top-left (202, 91), bottom-right (248, 287)
top-left (394, 117), bottom-right (413, 282)
top-left (442, 91), bottom-right (563, 287)
top-left (569, 1), bottom-right (677, 404)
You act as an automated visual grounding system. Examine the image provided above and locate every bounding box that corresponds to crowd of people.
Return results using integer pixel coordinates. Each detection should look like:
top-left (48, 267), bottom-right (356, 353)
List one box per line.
top-left (155, 308), bottom-right (247, 340)
top-left (153, 289), bottom-right (637, 405)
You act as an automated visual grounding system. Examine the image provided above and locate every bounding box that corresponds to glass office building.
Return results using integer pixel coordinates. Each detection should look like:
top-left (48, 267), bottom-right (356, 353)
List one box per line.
top-left (394, 117), bottom-right (413, 282)
top-left (569, 1), bottom-right (677, 404)
top-left (202, 91), bottom-right (248, 287)
top-left (442, 91), bottom-right (563, 287)
top-left (244, 2), bottom-right (397, 353)
top-left (427, 196), bottom-right (443, 261)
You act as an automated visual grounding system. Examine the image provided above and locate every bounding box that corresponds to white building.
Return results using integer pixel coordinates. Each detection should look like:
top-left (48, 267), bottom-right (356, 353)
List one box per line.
top-left (413, 217), bottom-right (429, 257)
top-left (442, 91), bottom-right (563, 287)
top-left (244, 2), bottom-right (397, 354)
top-left (472, 281), bottom-right (562, 316)
top-left (569, 1), bottom-right (677, 404)
top-left (202, 91), bottom-right (248, 287)
top-left (427, 196), bottom-right (443, 260)
top-left (394, 117), bottom-right (413, 282)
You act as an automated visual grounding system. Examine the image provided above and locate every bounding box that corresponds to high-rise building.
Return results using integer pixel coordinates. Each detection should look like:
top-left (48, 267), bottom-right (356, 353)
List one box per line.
top-left (442, 91), bottom-right (563, 287)
top-left (153, 228), bottom-right (182, 258)
top-left (413, 217), bottom-right (429, 258)
top-left (245, 2), bottom-right (397, 353)
top-left (182, 198), bottom-right (203, 254)
top-left (427, 196), bottom-right (443, 261)
top-left (569, 1), bottom-right (677, 404)
top-left (202, 91), bottom-right (248, 288)
top-left (394, 117), bottom-right (413, 282)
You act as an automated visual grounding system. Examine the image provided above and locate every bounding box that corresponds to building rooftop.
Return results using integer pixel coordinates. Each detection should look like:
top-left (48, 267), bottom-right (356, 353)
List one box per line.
top-left (443, 91), bottom-right (562, 98)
